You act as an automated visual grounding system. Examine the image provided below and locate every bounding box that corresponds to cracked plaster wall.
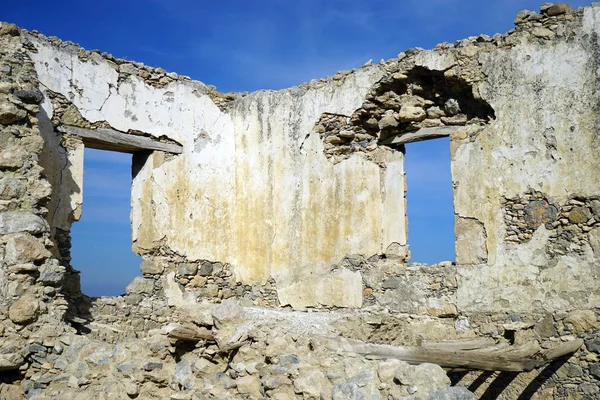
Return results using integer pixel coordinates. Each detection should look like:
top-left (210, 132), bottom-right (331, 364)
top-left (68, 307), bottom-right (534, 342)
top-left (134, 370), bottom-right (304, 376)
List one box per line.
top-left (25, 34), bottom-right (407, 309)
top-left (452, 5), bottom-right (600, 314)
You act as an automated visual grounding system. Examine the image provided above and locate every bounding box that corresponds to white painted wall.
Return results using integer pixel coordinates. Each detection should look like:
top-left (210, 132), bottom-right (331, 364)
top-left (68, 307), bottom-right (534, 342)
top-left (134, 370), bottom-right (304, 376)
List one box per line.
top-left (28, 36), bottom-right (407, 308)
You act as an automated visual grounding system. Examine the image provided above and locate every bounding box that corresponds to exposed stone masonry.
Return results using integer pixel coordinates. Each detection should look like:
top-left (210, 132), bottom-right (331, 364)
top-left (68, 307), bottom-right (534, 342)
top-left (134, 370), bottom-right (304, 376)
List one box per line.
top-left (503, 191), bottom-right (600, 259)
top-left (3, 2), bottom-right (600, 399)
top-left (0, 21), bottom-right (82, 381)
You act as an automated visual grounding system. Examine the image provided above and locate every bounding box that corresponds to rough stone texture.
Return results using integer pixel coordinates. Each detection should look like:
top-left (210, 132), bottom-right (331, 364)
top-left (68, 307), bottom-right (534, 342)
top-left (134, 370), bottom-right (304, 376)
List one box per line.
top-left (2, 4), bottom-right (600, 399)
top-left (140, 259), bottom-right (164, 275)
top-left (0, 211), bottom-right (49, 234)
top-left (8, 294), bottom-right (40, 324)
top-left (125, 277), bottom-right (155, 295)
top-left (454, 5), bottom-right (600, 314)
top-left (430, 387), bottom-right (476, 400)
top-left (4, 232), bottom-right (51, 265)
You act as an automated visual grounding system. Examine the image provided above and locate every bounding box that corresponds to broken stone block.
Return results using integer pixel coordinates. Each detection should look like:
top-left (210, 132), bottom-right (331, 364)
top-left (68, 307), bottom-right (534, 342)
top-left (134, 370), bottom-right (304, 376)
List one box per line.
top-left (125, 277), bottom-right (155, 295)
top-left (0, 101), bottom-right (27, 125)
top-left (39, 262), bottom-right (66, 286)
top-left (294, 369), bottom-right (328, 398)
top-left (0, 211), bottom-right (49, 234)
top-left (385, 242), bottom-right (410, 261)
top-left (4, 232), bottom-right (50, 265)
top-left (0, 23), bottom-right (20, 36)
top-left (534, 315), bottom-right (558, 338)
top-left (427, 106), bottom-right (446, 119)
top-left (378, 111), bottom-right (399, 130)
top-left (118, 63), bottom-right (137, 75)
top-left (546, 3), bottom-right (571, 16)
top-left (177, 262), bottom-right (197, 275)
top-left (198, 261), bottom-right (214, 276)
top-left (421, 118), bottom-right (443, 128)
top-left (140, 259), bottom-right (163, 275)
top-left (585, 337), bottom-right (600, 353)
top-left (0, 177), bottom-right (26, 200)
top-left (236, 374), bottom-right (262, 398)
top-left (398, 105), bottom-right (426, 122)
top-left (514, 10), bottom-right (535, 24)
top-left (567, 206), bottom-right (592, 224)
top-left (441, 114), bottom-right (468, 125)
top-left (8, 294), bottom-right (40, 324)
top-left (564, 310), bottom-right (597, 333)
top-left (533, 27), bottom-right (555, 39)
top-left (0, 352), bottom-right (25, 371)
top-left (430, 387), bottom-right (475, 400)
top-left (13, 90), bottom-right (43, 104)
top-left (338, 130), bottom-right (355, 139)
top-left (394, 362), bottom-right (451, 396)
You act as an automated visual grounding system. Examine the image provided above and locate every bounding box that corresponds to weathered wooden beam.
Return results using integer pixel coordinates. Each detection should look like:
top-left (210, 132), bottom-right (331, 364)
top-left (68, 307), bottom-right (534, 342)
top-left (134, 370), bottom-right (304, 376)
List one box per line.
top-left (537, 339), bottom-right (584, 364)
top-left (421, 337), bottom-right (497, 352)
top-left (314, 336), bottom-right (583, 372)
top-left (58, 125), bottom-right (183, 154)
top-left (380, 126), bottom-right (459, 145)
top-left (166, 324), bottom-right (214, 342)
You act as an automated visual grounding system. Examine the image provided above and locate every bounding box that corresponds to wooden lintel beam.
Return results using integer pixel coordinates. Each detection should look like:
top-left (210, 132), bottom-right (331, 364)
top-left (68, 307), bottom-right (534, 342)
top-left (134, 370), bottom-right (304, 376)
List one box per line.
top-left (381, 126), bottom-right (459, 146)
top-left (58, 125), bottom-right (183, 154)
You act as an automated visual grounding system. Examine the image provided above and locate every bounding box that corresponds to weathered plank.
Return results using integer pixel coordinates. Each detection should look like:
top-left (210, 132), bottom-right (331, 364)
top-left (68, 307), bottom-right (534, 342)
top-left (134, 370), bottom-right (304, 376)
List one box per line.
top-left (537, 339), bottom-right (584, 364)
top-left (421, 337), bottom-right (497, 352)
top-left (166, 324), bottom-right (214, 342)
top-left (380, 126), bottom-right (459, 145)
top-left (314, 336), bottom-right (583, 372)
top-left (58, 125), bottom-right (183, 154)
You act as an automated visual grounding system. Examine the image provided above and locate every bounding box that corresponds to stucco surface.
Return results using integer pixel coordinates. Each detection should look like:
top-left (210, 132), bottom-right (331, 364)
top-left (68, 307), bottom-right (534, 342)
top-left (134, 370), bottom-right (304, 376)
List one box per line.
top-left (453, 6), bottom-right (600, 313)
top-left (27, 37), bottom-right (407, 307)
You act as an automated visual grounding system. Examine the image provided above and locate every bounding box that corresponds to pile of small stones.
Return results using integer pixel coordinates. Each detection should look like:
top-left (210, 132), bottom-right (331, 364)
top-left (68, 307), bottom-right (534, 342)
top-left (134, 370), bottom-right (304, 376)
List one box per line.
top-left (2, 301), bottom-right (473, 400)
top-left (503, 191), bottom-right (559, 244)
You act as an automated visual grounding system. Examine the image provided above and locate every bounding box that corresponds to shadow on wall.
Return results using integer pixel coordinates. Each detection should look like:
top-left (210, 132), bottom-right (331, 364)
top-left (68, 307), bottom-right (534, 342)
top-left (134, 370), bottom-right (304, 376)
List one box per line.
top-left (70, 148), bottom-right (143, 297)
top-left (404, 136), bottom-right (455, 264)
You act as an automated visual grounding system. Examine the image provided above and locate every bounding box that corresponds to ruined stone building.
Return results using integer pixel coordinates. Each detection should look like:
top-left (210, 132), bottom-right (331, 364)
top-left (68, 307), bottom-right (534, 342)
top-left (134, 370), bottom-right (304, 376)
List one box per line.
top-left (1, 2), bottom-right (600, 399)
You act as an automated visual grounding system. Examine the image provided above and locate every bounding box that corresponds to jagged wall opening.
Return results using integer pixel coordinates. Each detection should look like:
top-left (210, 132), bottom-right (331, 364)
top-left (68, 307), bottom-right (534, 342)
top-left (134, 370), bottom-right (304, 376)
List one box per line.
top-left (366, 66), bottom-right (495, 145)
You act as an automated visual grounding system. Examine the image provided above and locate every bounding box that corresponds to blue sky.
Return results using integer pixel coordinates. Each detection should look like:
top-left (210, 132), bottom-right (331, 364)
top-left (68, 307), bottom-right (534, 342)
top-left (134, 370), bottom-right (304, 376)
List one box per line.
top-left (5, 0), bottom-right (591, 295)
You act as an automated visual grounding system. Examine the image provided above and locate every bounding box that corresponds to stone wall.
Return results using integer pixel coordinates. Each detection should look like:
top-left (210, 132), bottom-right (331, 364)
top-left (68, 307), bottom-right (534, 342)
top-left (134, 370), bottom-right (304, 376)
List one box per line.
top-left (3, 2), bottom-right (600, 399)
top-left (0, 22), bottom-right (83, 380)
top-left (451, 4), bottom-right (600, 314)
top-left (22, 29), bottom-right (409, 309)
